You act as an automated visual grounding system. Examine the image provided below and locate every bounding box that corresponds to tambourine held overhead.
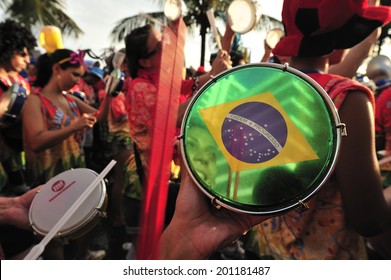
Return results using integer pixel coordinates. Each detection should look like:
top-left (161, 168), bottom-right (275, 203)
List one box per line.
top-left (28, 168), bottom-right (109, 242)
top-left (179, 63), bottom-right (345, 215)
top-left (227, 0), bottom-right (259, 34)
top-left (164, 0), bottom-right (182, 22)
top-left (265, 28), bottom-right (285, 49)
top-left (0, 82), bottom-right (27, 127)
top-left (105, 69), bottom-right (125, 97)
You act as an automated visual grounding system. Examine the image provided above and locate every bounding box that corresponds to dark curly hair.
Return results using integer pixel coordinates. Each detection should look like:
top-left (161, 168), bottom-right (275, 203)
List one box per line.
top-left (0, 19), bottom-right (37, 65)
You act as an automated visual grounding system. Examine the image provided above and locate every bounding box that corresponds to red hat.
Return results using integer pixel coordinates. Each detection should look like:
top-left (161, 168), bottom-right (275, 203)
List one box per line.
top-left (273, 0), bottom-right (391, 57)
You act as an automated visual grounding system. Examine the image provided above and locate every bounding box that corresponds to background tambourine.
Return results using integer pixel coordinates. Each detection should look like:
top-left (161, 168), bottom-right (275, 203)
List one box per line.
top-left (265, 28), bottom-right (285, 49)
top-left (164, 0), bottom-right (182, 21)
top-left (226, 0), bottom-right (259, 34)
top-left (179, 63), bottom-right (345, 215)
top-left (29, 168), bottom-right (107, 241)
top-left (105, 69), bottom-right (125, 97)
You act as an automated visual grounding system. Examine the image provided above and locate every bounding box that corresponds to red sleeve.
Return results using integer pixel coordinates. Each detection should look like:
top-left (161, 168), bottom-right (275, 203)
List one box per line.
top-left (110, 93), bottom-right (127, 122)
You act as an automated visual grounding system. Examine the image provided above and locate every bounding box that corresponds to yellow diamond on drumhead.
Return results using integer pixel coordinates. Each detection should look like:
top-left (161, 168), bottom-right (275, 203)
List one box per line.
top-left (198, 92), bottom-right (319, 172)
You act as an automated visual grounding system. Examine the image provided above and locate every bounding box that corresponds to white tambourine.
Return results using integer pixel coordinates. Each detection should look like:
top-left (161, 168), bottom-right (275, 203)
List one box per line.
top-left (265, 28), bottom-right (285, 49)
top-left (227, 0), bottom-right (258, 34)
top-left (164, 0), bottom-right (182, 21)
top-left (29, 168), bottom-right (107, 242)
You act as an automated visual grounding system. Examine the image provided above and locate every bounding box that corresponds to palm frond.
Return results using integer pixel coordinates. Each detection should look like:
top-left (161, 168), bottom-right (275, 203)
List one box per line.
top-left (110, 12), bottom-right (165, 43)
top-left (4, 0), bottom-right (82, 38)
top-left (0, 0), bottom-right (10, 9)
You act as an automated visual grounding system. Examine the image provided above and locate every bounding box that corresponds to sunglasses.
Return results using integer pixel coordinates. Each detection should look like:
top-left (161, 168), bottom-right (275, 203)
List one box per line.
top-left (144, 41), bottom-right (162, 58)
top-left (17, 50), bottom-right (30, 58)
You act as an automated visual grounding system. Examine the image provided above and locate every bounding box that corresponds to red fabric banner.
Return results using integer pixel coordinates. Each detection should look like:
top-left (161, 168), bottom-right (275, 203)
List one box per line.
top-left (136, 18), bottom-right (187, 259)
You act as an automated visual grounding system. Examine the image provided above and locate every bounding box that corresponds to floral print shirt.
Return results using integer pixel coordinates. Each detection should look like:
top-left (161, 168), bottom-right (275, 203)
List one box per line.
top-left (24, 90), bottom-right (85, 186)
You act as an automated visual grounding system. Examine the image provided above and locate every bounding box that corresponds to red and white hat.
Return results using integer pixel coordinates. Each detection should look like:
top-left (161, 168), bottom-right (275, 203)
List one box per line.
top-left (273, 0), bottom-right (391, 57)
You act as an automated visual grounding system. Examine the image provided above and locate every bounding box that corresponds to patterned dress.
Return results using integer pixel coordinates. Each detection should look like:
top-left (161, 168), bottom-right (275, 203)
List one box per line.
top-left (24, 91), bottom-right (85, 187)
top-left (246, 73), bottom-right (374, 259)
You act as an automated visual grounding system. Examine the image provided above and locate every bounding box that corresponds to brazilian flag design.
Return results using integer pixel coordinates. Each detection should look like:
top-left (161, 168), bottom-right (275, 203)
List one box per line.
top-left (199, 92), bottom-right (319, 172)
top-left (182, 64), bottom-right (340, 214)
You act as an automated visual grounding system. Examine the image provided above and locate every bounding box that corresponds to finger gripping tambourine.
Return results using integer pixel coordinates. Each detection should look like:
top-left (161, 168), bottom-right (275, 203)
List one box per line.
top-left (179, 63), bottom-right (346, 215)
top-left (29, 168), bottom-right (107, 241)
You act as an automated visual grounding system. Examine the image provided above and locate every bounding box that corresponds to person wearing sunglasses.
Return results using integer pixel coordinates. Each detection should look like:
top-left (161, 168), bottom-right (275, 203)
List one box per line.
top-left (0, 18), bottom-right (37, 260)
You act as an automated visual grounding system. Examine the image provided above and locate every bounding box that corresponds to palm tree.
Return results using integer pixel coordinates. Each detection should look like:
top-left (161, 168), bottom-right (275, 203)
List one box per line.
top-left (0, 0), bottom-right (9, 9)
top-left (110, 0), bottom-right (283, 66)
top-left (0, 0), bottom-right (82, 38)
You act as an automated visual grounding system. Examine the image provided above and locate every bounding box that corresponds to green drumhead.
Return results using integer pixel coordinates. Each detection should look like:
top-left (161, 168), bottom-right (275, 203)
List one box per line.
top-left (181, 64), bottom-right (340, 214)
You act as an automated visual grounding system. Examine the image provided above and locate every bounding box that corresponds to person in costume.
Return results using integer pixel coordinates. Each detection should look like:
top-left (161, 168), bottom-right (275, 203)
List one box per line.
top-left (122, 24), bottom-right (232, 244)
top-left (260, 0), bottom-right (381, 80)
top-left (244, 0), bottom-right (391, 260)
top-left (103, 49), bottom-right (135, 259)
top-left (0, 19), bottom-right (36, 196)
top-left (21, 48), bottom-right (111, 259)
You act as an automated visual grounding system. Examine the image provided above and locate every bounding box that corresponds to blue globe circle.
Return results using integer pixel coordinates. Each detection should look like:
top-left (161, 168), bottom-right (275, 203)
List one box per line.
top-left (221, 102), bottom-right (288, 164)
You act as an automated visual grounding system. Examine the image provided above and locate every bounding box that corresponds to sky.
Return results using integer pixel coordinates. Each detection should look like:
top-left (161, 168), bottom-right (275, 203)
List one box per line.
top-left (60, 0), bottom-right (284, 69)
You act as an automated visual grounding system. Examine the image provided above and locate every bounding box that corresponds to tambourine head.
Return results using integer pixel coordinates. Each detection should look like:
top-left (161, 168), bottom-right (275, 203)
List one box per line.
top-left (180, 63), bottom-right (342, 214)
top-left (265, 28), bottom-right (285, 49)
top-left (29, 168), bottom-right (107, 240)
top-left (227, 0), bottom-right (257, 34)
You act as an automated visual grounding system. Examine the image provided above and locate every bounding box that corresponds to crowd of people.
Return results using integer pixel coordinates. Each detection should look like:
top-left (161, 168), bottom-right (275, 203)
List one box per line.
top-left (1, 0), bottom-right (391, 260)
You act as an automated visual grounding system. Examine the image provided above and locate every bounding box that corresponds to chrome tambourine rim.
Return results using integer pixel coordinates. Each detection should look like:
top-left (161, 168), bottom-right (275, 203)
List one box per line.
top-left (179, 62), bottom-right (344, 215)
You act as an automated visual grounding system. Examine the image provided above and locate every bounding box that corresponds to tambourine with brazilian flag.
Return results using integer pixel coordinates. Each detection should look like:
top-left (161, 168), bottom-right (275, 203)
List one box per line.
top-left (179, 63), bottom-right (346, 215)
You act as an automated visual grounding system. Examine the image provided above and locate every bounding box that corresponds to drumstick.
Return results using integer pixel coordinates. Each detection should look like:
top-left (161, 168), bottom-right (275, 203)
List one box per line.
top-left (23, 160), bottom-right (116, 260)
top-left (206, 8), bottom-right (222, 50)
